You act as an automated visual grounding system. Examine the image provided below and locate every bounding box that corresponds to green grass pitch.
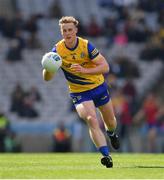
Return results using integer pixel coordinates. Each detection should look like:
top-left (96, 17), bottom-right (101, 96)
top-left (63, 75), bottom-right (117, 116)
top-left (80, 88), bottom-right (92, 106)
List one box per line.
top-left (0, 153), bottom-right (163, 179)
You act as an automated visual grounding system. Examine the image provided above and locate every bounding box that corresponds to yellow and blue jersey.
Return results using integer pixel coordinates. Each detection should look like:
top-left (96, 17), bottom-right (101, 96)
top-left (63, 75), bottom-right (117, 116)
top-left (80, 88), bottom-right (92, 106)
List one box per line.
top-left (52, 37), bottom-right (104, 93)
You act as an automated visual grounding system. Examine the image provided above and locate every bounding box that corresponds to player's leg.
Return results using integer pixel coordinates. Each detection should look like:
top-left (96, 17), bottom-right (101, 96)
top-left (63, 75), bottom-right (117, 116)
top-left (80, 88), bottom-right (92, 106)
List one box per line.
top-left (75, 100), bottom-right (113, 167)
top-left (98, 100), bottom-right (120, 150)
top-left (75, 100), bottom-right (107, 148)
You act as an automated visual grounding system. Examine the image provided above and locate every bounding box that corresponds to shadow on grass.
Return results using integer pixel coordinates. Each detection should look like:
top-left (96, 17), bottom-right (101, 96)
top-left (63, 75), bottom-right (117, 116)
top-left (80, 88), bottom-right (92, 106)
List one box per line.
top-left (135, 166), bottom-right (164, 169)
top-left (121, 166), bottom-right (164, 169)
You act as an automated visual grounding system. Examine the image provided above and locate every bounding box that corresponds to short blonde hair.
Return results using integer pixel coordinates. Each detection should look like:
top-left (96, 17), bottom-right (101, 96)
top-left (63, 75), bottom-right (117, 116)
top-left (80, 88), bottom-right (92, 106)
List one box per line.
top-left (59, 16), bottom-right (79, 27)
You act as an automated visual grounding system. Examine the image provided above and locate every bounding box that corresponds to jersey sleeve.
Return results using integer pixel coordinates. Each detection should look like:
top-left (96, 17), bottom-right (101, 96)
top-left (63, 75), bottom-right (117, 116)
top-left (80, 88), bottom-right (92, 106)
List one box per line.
top-left (87, 42), bottom-right (99, 60)
top-left (52, 46), bottom-right (57, 52)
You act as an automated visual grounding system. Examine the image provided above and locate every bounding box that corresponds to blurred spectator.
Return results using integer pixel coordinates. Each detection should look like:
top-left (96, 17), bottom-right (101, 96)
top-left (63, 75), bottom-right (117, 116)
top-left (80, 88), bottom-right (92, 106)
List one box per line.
top-left (113, 0), bottom-right (138, 7)
top-left (117, 6), bottom-right (130, 21)
top-left (10, 84), bottom-right (39, 118)
top-left (138, 0), bottom-right (161, 12)
top-left (111, 56), bottom-right (140, 78)
top-left (2, 12), bottom-right (24, 38)
top-left (104, 17), bottom-right (117, 47)
top-left (77, 18), bottom-right (87, 36)
top-left (98, 0), bottom-right (114, 8)
top-left (130, 5), bottom-right (145, 21)
top-left (5, 132), bottom-right (22, 152)
top-left (122, 79), bottom-right (137, 114)
top-left (11, 11), bottom-right (25, 32)
top-left (125, 19), bottom-right (150, 43)
top-left (156, 105), bottom-right (164, 152)
top-left (110, 59), bottom-right (125, 78)
top-left (3, 17), bottom-right (17, 38)
top-left (24, 15), bottom-right (38, 34)
top-left (19, 94), bottom-right (39, 118)
top-left (26, 32), bottom-right (42, 49)
top-left (0, 111), bottom-right (10, 152)
top-left (140, 38), bottom-right (164, 62)
top-left (14, 29), bottom-right (26, 50)
top-left (114, 29), bottom-right (128, 46)
top-left (158, 27), bottom-right (164, 42)
top-left (10, 83), bottom-right (25, 113)
top-left (53, 122), bottom-right (72, 152)
top-left (112, 89), bottom-right (133, 152)
top-left (157, 105), bottom-right (164, 129)
top-left (87, 15), bottom-right (102, 37)
top-left (6, 39), bottom-right (23, 62)
top-left (134, 93), bottom-right (159, 152)
top-left (122, 79), bottom-right (137, 100)
top-left (158, 9), bottom-right (164, 26)
top-left (0, 16), bottom-right (6, 34)
top-left (119, 97), bottom-right (133, 152)
top-left (49, 0), bottom-right (63, 18)
top-left (27, 86), bottom-right (42, 102)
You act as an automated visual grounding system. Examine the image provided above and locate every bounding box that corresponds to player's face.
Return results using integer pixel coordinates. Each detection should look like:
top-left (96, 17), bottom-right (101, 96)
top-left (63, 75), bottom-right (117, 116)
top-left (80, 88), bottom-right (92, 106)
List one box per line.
top-left (60, 23), bottom-right (77, 44)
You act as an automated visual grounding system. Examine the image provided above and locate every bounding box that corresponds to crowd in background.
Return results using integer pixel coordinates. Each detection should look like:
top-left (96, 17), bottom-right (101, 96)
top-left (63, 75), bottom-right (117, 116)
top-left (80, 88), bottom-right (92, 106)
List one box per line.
top-left (10, 83), bottom-right (42, 118)
top-left (0, 0), bottom-right (163, 153)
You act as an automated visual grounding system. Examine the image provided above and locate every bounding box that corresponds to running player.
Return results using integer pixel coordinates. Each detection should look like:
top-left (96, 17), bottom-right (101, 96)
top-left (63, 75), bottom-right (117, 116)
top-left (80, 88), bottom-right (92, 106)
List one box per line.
top-left (42, 16), bottom-right (120, 168)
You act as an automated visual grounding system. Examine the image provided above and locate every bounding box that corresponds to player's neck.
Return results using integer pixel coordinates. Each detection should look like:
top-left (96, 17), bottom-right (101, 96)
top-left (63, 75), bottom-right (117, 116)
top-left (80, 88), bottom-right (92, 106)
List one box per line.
top-left (65, 37), bottom-right (78, 49)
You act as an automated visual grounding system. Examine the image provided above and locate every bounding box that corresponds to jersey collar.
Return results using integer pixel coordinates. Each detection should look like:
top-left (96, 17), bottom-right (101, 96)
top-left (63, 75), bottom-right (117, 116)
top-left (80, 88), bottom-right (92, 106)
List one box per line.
top-left (64, 37), bottom-right (79, 51)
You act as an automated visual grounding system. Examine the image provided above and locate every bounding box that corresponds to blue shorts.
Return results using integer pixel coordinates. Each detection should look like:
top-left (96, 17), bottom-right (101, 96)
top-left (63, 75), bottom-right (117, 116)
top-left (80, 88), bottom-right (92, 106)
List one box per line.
top-left (70, 82), bottom-right (110, 107)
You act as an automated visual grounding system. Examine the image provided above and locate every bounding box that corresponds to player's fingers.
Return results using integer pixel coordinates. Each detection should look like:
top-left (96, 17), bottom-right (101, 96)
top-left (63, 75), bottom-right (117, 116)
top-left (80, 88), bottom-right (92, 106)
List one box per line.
top-left (71, 64), bottom-right (79, 68)
top-left (71, 67), bottom-right (80, 72)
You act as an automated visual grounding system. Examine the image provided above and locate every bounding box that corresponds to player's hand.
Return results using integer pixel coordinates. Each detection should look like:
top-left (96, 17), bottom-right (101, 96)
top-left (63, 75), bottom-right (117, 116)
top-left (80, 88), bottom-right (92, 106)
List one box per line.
top-left (42, 69), bottom-right (55, 81)
top-left (71, 64), bottom-right (88, 74)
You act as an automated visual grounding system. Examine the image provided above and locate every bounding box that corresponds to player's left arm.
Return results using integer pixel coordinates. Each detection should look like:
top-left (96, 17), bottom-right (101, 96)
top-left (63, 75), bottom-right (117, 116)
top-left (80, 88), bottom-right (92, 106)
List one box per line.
top-left (87, 53), bottom-right (109, 74)
top-left (71, 42), bottom-right (109, 75)
top-left (71, 54), bottom-right (109, 75)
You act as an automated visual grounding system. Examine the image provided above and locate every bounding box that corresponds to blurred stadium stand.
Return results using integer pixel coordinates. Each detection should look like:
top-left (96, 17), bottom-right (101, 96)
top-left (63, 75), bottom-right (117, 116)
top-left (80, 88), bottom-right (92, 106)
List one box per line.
top-left (0, 0), bottom-right (163, 152)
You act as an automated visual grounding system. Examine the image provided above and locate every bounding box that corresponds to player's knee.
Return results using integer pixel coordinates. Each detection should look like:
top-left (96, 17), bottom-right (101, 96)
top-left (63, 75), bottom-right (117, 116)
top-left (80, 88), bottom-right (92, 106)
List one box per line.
top-left (86, 115), bottom-right (99, 129)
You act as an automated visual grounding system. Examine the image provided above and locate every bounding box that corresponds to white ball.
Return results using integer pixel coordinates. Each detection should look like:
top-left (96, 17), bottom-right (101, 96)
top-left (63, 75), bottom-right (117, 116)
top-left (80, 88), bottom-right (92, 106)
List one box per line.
top-left (41, 52), bottom-right (62, 73)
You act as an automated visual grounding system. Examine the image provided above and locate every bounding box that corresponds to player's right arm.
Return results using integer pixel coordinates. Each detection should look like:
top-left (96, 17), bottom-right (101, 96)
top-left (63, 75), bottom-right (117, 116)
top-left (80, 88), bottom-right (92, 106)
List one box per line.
top-left (42, 69), bottom-right (55, 81)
